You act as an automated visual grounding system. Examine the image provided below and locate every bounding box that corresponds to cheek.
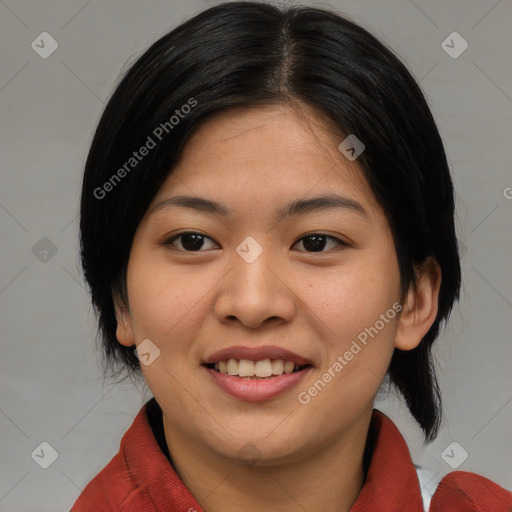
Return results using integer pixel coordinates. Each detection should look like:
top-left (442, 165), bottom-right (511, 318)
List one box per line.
top-left (297, 276), bottom-right (399, 430)
top-left (125, 250), bottom-right (221, 349)
top-left (298, 238), bottom-right (401, 410)
top-left (302, 247), bottom-right (401, 343)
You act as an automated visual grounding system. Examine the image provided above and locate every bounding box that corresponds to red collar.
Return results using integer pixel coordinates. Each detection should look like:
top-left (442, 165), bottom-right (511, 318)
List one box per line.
top-left (117, 405), bottom-right (425, 510)
top-left (350, 410), bottom-right (424, 511)
top-left (72, 402), bottom-right (512, 511)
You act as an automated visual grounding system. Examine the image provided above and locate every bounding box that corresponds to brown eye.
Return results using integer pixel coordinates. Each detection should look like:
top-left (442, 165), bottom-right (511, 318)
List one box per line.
top-left (165, 232), bottom-right (346, 253)
top-left (292, 234), bottom-right (346, 253)
top-left (166, 232), bottom-right (218, 252)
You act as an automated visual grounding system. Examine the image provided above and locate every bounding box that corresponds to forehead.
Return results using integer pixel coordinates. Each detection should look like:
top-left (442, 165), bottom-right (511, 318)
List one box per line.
top-left (150, 104), bottom-right (379, 216)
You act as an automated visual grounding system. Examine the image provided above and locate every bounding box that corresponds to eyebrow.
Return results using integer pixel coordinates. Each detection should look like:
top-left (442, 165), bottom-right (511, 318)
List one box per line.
top-left (149, 192), bottom-right (368, 221)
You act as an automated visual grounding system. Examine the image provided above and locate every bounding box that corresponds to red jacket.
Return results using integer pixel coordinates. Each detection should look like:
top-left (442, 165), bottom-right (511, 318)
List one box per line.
top-left (71, 402), bottom-right (511, 511)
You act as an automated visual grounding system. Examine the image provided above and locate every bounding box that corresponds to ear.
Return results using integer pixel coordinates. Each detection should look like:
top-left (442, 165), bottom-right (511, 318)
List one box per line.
top-left (395, 257), bottom-right (441, 351)
top-left (112, 291), bottom-right (135, 347)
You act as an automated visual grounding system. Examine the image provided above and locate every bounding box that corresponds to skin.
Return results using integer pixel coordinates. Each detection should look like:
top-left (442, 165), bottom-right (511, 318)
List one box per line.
top-left (114, 103), bottom-right (441, 512)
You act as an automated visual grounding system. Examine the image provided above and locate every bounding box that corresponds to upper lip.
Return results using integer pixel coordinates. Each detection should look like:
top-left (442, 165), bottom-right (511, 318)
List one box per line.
top-left (203, 345), bottom-right (312, 366)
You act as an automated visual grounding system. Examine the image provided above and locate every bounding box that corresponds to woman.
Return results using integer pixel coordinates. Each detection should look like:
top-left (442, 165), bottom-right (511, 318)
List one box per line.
top-left (72, 2), bottom-right (511, 510)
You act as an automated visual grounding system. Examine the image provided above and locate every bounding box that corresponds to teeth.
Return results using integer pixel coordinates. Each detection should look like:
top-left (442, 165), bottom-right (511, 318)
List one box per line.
top-left (238, 359), bottom-right (255, 377)
top-left (284, 361), bottom-right (295, 374)
top-left (271, 359), bottom-right (284, 374)
top-left (214, 358), bottom-right (304, 377)
top-left (255, 359), bottom-right (273, 377)
top-left (227, 358), bottom-right (238, 376)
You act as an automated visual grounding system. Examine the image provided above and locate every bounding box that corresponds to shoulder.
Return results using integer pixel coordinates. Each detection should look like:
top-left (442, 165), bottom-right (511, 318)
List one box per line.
top-left (372, 410), bottom-right (511, 512)
top-left (70, 399), bottom-right (202, 511)
top-left (429, 470), bottom-right (512, 512)
top-left (70, 450), bottom-right (135, 511)
top-left (69, 402), bottom-right (159, 511)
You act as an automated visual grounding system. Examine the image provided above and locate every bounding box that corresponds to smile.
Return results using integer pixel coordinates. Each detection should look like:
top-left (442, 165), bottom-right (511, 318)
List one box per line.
top-left (202, 345), bottom-right (314, 401)
top-left (206, 358), bottom-right (308, 378)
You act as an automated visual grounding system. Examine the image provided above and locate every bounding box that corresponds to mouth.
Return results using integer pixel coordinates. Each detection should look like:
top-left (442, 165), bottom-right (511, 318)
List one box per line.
top-left (202, 345), bottom-right (314, 402)
top-left (204, 358), bottom-right (312, 379)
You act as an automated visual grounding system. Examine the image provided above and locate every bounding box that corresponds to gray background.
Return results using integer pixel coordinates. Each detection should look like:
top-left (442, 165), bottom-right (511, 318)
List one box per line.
top-left (1, 0), bottom-right (511, 510)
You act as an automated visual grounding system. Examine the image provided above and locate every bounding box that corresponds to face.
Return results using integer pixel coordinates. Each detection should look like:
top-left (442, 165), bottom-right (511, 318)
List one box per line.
top-left (115, 103), bottom-right (409, 465)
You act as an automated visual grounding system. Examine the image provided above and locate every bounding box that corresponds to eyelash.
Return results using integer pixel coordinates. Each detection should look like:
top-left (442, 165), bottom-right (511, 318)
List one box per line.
top-left (164, 231), bottom-right (347, 253)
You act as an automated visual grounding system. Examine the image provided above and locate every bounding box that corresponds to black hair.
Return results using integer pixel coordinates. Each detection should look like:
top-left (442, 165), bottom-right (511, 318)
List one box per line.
top-left (80, 1), bottom-right (461, 443)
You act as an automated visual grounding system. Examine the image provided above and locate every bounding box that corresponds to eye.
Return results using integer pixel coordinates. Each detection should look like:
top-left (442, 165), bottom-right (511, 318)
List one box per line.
top-left (164, 231), bottom-right (218, 252)
top-left (292, 233), bottom-right (346, 253)
top-left (164, 231), bottom-right (346, 253)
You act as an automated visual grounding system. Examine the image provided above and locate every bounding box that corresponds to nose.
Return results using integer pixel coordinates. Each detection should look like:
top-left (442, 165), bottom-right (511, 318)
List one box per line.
top-left (213, 239), bottom-right (296, 329)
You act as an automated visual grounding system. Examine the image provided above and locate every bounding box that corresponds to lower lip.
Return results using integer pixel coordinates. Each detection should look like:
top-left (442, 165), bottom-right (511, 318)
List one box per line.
top-left (205, 366), bottom-right (312, 402)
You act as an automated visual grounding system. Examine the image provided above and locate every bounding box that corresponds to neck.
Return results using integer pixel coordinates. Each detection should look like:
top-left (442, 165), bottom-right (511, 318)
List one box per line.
top-left (163, 411), bottom-right (371, 512)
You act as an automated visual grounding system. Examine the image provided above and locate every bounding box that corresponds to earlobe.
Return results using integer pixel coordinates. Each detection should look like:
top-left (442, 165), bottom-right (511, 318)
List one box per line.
top-left (394, 257), bottom-right (441, 351)
top-left (113, 294), bottom-right (135, 347)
